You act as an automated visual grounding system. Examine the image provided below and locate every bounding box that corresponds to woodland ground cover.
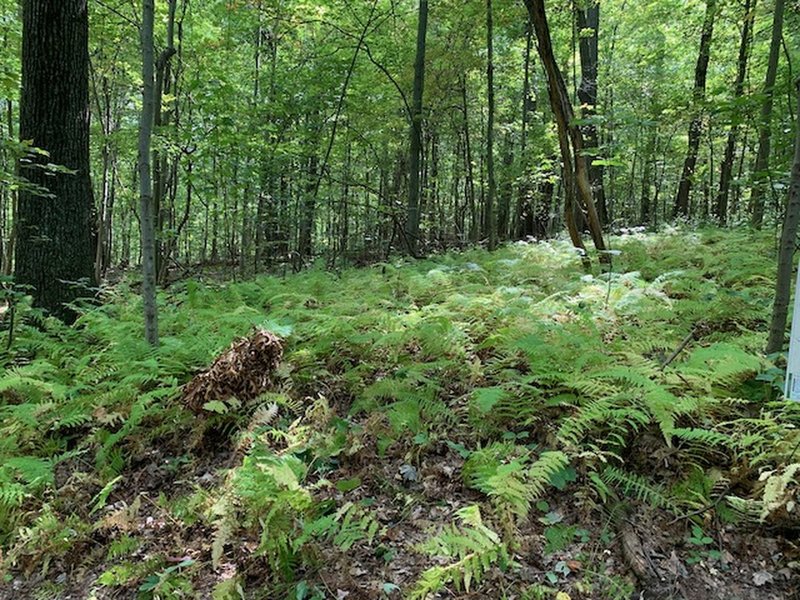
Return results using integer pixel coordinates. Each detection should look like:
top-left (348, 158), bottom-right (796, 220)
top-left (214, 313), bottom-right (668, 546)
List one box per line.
top-left (0, 227), bottom-right (799, 599)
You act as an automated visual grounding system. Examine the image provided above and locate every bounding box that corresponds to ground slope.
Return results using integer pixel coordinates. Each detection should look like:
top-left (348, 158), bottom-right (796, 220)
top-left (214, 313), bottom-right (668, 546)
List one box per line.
top-left (1, 228), bottom-right (798, 599)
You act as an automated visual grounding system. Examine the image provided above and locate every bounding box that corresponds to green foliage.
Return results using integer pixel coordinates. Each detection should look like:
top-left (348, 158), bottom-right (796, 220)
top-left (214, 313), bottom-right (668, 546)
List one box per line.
top-left (0, 228), bottom-right (797, 596)
top-left (409, 505), bottom-right (511, 599)
top-left (600, 466), bottom-right (674, 510)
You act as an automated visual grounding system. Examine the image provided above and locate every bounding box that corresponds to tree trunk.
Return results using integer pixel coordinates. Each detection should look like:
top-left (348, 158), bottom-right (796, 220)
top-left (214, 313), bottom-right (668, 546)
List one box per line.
top-left (715, 0), bottom-right (755, 225)
top-left (524, 0), bottom-right (607, 266)
top-left (640, 129), bottom-right (657, 226)
top-left (766, 77), bottom-right (800, 354)
top-left (138, 0), bottom-right (159, 346)
top-left (1, 99), bottom-right (15, 276)
top-left (15, 0), bottom-right (96, 323)
top-left (576, 1), bottom-right (608, 226)
top-left (750, 0), bottom-right (785, 228)
top-left (514, 15), bottom-right (534, 239)
top-left (461, 76), bottom-right (478, 244)
top-left (153, 0), bottom-right (178, 279)
top-left (405, 0), bottom-right (428, 256)
top-left (485, 0), bottom-right (498, 249)
top-left (674, 0), bottom-right (716, 218)
top-left (298, 152), bottom-right (318, 262)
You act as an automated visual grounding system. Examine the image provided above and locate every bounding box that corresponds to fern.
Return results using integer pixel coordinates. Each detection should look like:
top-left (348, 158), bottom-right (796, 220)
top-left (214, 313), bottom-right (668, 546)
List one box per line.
top-left (409, 506), bottom-right (511, 599)
top-left (600, 466), bottom-right (674, 509)
top-left (758, 463), bottom-right (800, 522)
top-left (296, 501), bottom-right (381, 552)
top-left (528, 451), bottom-right (570, 498)
top-left (467, 456), bottom-right (533, 526)
top-left (464, 447), bottom-right (568, 533)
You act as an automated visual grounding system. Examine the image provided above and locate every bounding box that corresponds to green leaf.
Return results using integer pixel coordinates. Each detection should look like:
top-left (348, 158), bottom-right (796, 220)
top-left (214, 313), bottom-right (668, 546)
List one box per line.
top-left (549, 465), bottom-right (577, 491)
top-left (473, 387), bottom-right (507, 413)
top-left (336, 477), bottom-right (362, 493)
top-left (90, 475), bottom-right (123, 515)
top-left (295, 580), bottom-right (309, 600)
top-left (203, 400), bottom-right (228, 414)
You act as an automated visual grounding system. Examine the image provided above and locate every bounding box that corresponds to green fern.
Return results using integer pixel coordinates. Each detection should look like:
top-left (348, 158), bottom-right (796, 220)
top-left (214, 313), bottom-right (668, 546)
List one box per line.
top-left (600, 466), bottom-right (674, 509)
top-left (409, 505), bottom-right (511, 599)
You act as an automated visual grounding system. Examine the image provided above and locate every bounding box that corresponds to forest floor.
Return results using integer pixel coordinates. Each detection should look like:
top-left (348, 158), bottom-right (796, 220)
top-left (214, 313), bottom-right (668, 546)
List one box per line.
top-left (1, 228), bottom-right (799, 600)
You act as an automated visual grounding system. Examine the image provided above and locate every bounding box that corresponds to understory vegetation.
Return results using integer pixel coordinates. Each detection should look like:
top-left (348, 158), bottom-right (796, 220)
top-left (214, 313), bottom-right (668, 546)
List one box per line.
top-left (1, 228), bottom-right (799, 599)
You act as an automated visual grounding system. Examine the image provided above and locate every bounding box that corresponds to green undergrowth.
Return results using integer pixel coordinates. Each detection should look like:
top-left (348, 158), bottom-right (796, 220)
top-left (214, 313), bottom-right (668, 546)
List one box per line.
top-left (1, 227), bottom-right (799, 598)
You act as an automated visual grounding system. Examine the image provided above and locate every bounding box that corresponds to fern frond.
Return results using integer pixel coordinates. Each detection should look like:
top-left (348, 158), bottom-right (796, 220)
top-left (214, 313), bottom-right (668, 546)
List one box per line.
top-left (410, 505), bottom-right (510, 599)
top-left (601, 466), bottom-right (674, 509)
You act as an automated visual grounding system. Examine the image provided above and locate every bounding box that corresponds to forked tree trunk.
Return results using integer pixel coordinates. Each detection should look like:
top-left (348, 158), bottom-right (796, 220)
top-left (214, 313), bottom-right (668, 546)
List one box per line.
top-left (524, 0), bottom-right (608, 266)
top-left (576, 1), bottom-right (607, 226)
top-left (153, 0), bottom-right (178, 280)
top-left (514, 16), bottom-right (534, 239)
top-left (405, 0), bottom-right (428, 256)
top-left (715, 0), bottom-right (755, 225)
top-left (486, 0), bottom-right (498, 250)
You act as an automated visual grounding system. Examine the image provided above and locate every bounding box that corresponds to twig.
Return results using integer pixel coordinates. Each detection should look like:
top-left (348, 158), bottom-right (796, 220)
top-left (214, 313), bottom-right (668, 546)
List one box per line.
top-left (660, 325), bottom-right (700, 370)
top-left (666, 485), bottom-right (731, 525)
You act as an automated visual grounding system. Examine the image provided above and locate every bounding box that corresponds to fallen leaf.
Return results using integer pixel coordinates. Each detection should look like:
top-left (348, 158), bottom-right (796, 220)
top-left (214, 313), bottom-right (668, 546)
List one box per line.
top-left (753, 570), bottom-right (774, 586)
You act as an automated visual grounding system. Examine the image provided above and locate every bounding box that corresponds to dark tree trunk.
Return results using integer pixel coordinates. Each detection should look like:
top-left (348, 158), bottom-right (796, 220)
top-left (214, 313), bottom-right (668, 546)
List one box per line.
top-left (461, 76), bottom-right (478, 243)
top-left (514, 15), bottom-right (534, 239)
top-left (485, 0), bottom-right (498, 249)
top-left (750, 0), bottom-right (785, 228)
top-left (15, 0), bottom-right (96, 323)
top-left (715, 0), bottom-right (755, 225)
top-left (1, 99), bottom-right (15, 276)
top-left (640, 129), bottom-right (657, 226)
top-left (576, 1), bottom-right (608, 226)
top-left (153, 0), bottom-right (178, 280)
top-left (405, 0), bottom-right (428, 256)
top-left (766, 77), bottom-right (800, 354)
top-left (674, 0), bottom-right (716, 218)
top-left (298, 152), bottom-right (318, 262)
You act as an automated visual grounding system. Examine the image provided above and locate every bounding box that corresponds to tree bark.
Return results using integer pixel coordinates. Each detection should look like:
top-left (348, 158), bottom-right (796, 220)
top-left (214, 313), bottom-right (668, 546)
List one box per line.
top-left (576, 1), bottom-right (607, 226)
top-left (750, 0), bottom-right (785, 228)
top-left (153, 0), bottom-right (178, 279)
top-left (461, 76), bottom-right (478, 244)
top-left (138, 0), bottom-right (159, 346)
top-left (524, 0), bottom-right (607, 266)
top-left (15, 0), bottom-right (96, 323)
top-left (405, 0), bottom-right (428, 256)
top-left (714, 0), bottom-right (754, 225)
top-left (674, 0), bottom-right (716, 218)
top-left (486, 0), bottom-right (498, 249)
top-left (298, 151), bottom-right (318, 262)
top-left (766, 77), bottom-right (800, 354)
top-left (514, 15), bottom-right (534, 239)
top-left (1, 99), bottom-right (15, 276)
